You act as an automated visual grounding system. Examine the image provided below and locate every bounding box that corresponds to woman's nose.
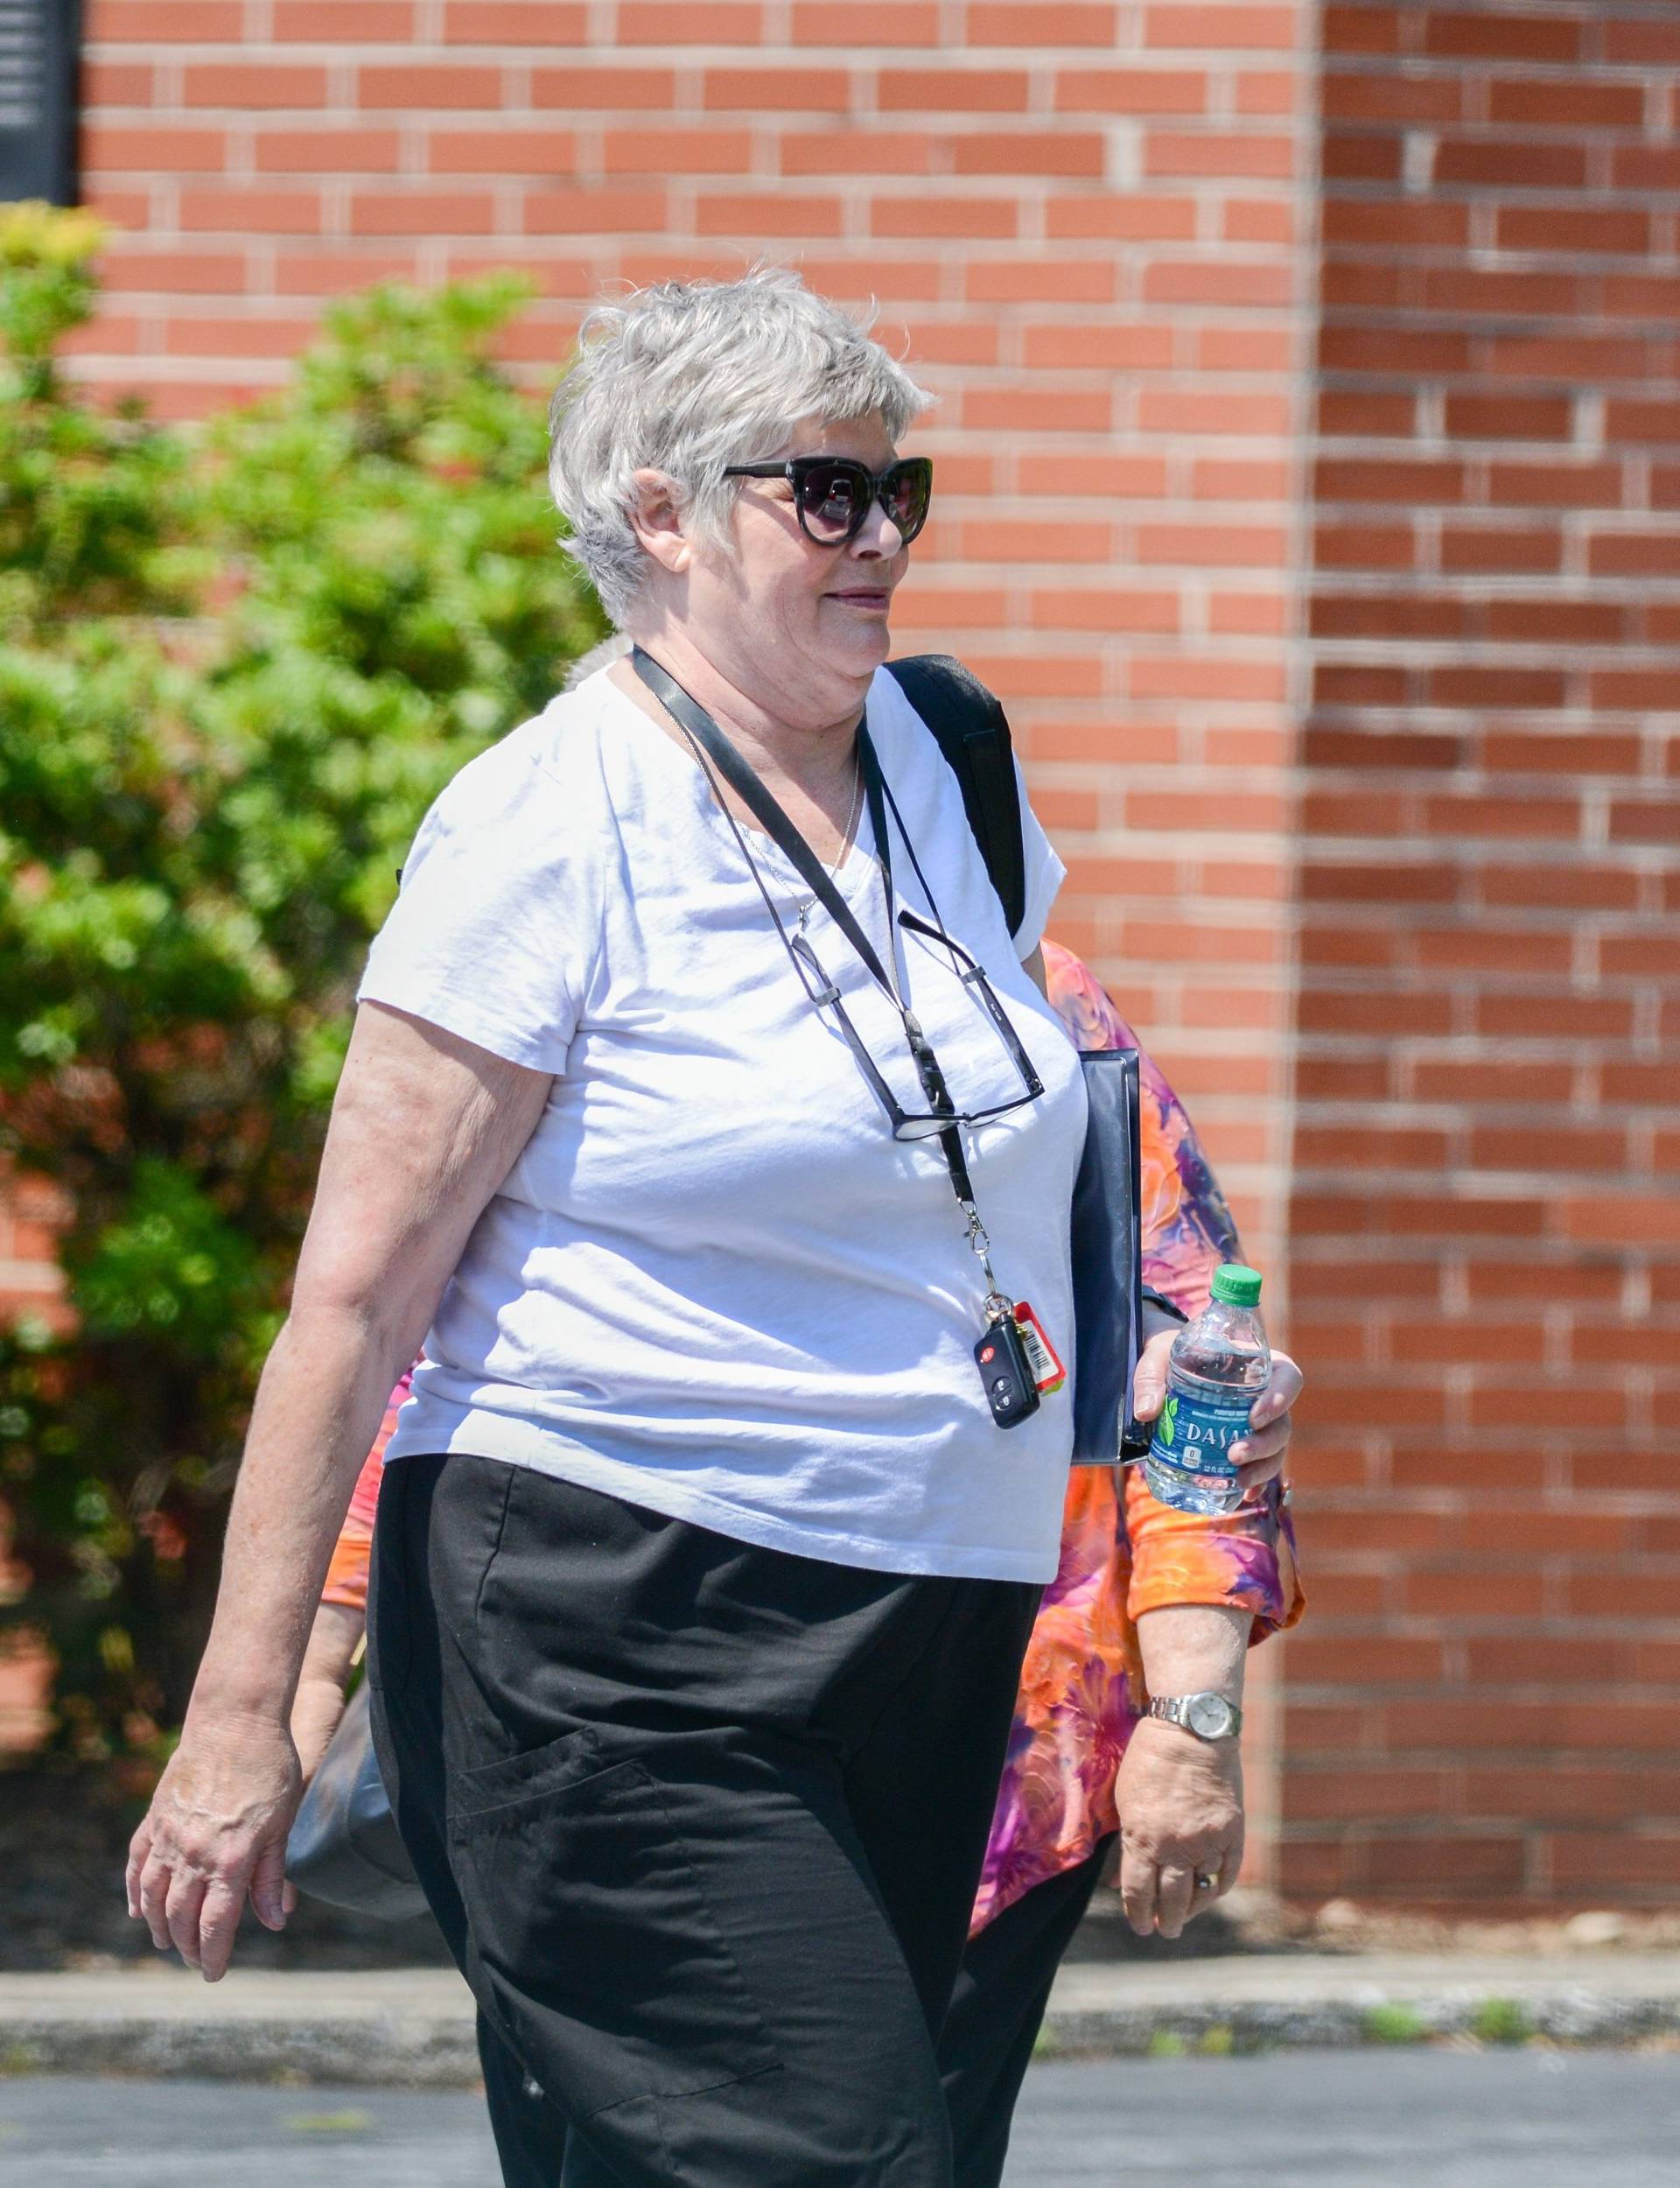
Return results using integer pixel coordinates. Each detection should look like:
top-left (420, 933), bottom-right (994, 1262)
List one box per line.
top-left (851, 498), bottom-right (906, 558)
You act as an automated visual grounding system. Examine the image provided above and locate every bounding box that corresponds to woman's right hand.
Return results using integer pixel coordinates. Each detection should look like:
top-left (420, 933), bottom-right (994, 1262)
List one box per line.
top-left (126, 1709), bottom-right (303, 1982)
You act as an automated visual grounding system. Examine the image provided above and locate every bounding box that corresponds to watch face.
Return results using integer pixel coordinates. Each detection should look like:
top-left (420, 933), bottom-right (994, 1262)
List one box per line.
top-left (1187, 1694), bottom-right (1236, 1738)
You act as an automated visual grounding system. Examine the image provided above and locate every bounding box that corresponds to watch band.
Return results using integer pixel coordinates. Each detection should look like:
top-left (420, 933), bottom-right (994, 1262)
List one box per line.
top-left (1145, 1692), bottom-right (1243, 1741)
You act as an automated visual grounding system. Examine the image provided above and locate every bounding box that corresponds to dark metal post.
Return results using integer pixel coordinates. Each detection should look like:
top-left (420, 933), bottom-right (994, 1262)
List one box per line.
top-left (0, 0), bottom-right (81, 207)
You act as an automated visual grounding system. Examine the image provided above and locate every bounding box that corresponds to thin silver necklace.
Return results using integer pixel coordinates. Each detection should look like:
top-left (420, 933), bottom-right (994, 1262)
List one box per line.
top-left (794, 756), bottom-right (864, 934)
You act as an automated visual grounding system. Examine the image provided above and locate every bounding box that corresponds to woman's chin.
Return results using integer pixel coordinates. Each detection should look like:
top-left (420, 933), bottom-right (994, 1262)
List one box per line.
top-left (821, 603), bottom-right (894, 672)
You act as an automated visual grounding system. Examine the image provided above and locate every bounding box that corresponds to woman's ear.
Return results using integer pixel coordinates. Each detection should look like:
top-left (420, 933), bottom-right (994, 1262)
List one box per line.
top-left (626, 468), bottom-right (691, 578)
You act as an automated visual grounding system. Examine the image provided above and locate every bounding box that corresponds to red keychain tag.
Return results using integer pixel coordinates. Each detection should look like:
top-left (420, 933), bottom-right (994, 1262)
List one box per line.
top-left (1012, 1301), bottom-right (1066, 1395)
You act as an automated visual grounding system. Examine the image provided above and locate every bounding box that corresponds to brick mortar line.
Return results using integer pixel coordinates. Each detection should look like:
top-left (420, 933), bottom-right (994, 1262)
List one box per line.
top-left (84, 43), bottom-right (1309, 65)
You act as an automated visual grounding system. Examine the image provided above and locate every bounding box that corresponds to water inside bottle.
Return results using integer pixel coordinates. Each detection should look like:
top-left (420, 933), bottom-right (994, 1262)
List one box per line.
top-left (1143, 1297), bottom-right (1270, 1517)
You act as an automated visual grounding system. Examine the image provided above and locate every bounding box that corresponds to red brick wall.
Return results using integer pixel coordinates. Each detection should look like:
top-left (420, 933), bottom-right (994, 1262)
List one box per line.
top-left (39, 4), bottom-right (1680, 1910)
top-left (70, 0), bottom-right (1312, 1282)
top-left (1285, 0), bottom-right (1680, 1909)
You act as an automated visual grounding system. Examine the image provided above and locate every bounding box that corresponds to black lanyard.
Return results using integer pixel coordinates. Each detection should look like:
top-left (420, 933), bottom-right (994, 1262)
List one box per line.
top-left (631, 645), bottom-right (1005, 1295)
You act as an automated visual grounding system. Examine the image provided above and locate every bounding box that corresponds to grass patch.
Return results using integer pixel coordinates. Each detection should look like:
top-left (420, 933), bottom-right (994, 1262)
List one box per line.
top-left (285, 2110), bottom-right (374, 2135)
top-left (1363, 2003), bottom-right (1429, 2046)
top-left (1197, 2024), bottom-right (1236, 2057)
top-left (1146, 2030), bottom-right (1187, 2059)
top-left (1469, 1997), bottom-right (1533, 2046)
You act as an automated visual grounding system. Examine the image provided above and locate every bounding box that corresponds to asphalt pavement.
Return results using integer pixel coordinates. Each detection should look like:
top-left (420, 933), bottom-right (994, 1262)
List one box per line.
top-left (1012, 2048), bottom-right (1680, 2186)
top-left (4, 2048), bottom-right (1680, 2186)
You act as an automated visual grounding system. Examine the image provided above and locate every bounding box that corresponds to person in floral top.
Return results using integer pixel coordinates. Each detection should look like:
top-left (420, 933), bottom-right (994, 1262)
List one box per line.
top-left (939, 941), bottom-right (1302, 2183)
top-left (293, 936), bottom-right (1303, 2186)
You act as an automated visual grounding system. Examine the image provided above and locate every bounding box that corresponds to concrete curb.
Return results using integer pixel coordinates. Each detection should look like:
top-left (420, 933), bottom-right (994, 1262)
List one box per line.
top-left (0, 2015), bottom-right (481, 2087)
top-left (0, 1971), bottom-right (477, 2087)
top-left (1039, 1952), bottom-right (1680, 2059)
top-left (5, 1955), bottom-right (1680, 2085)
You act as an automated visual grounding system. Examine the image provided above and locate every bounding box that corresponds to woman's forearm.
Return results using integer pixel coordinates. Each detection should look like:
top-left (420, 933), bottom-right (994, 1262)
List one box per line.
top-left (1135, 1603), bottom-right (1253, 1701)
top-left (184, 1308), bottom-right (417, 1732)
top-left (297, 1599), bottom-right (368, 1697)
top-left (291, 1600), bottom-right (368, 1785)
top-left (182, 1004), bottom-right (553, 1737)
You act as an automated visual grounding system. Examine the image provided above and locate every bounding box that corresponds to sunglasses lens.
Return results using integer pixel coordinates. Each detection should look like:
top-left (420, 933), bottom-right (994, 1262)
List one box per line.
top-left (884, 462), bottom-right (932, 542)
top-left (790, 459), bottom-right (932, 544)
top-left (796, 462), bottom-right (869, 542)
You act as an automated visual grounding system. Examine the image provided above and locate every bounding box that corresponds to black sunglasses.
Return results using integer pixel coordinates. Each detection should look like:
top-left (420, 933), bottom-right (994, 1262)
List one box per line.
top-left (722, 455), bottom-right (934, 548)
top-left (790, 908), bottom-right (1043, 1142)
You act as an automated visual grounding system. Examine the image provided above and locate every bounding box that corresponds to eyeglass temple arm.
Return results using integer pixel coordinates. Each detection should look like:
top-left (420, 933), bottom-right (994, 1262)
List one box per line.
top-left (789, 935), bottom-right (914, 1133)
top-left (895, 909), bottom-right (1044, 1096)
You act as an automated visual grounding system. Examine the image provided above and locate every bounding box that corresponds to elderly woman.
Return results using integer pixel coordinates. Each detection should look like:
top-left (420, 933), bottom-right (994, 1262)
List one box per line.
top-left (129, 270), bottom-right (1299, 2188)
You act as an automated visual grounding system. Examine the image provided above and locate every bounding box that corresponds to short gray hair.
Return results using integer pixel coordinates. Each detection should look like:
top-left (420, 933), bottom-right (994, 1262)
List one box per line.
top-left (548, 267), bottom-right (933, 624)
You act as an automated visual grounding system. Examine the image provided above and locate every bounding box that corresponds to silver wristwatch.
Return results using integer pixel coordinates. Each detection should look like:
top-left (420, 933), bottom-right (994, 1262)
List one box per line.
top-left (1145, 1692), bottom-right (1243, 1741)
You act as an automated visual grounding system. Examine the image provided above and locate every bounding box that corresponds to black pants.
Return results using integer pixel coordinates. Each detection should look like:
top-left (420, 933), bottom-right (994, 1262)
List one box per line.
top-left (483, 1836), bottom-right (1114, 2188)
top-left (368, 1454), bottom-right (1040, 2188)
top-left (942, 1838), bottom-right (1113, 2187)
top-left (475, 1823), bottom-right (1112, 2188)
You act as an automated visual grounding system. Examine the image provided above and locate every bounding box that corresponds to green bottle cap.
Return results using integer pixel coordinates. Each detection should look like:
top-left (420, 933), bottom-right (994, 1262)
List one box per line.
top-left (1210, 1263), bottom-right (1263, 1308)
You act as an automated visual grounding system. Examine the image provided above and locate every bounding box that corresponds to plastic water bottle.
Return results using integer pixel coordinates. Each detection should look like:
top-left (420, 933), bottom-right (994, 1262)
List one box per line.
top-left (1143, 1264), bottom-right (1270, 1516)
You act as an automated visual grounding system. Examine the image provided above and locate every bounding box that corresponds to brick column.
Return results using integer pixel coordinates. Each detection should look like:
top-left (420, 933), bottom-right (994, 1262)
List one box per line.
top-left (1288, 0), bottom-right (1680, 1911)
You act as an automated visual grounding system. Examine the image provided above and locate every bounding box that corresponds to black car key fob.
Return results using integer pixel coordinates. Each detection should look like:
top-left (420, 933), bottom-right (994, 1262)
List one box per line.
top-left (974, 1310), bottom-right (1042, 1430)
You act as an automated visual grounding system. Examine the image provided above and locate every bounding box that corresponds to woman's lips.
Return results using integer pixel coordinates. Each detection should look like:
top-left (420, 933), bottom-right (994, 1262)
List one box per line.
top-left (828, 589), bottom-right (892, 608)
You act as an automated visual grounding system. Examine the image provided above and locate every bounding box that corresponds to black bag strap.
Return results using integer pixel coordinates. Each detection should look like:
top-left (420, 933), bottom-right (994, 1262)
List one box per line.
top-left (885, 655), bottom-right (1028, 941)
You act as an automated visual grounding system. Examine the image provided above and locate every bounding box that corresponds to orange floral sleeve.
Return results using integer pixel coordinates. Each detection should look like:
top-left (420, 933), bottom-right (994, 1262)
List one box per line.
top-left (1124, 1461), bottom-right (1304, 1637)
top-left (970, 940), bottom-right (1305, 1932)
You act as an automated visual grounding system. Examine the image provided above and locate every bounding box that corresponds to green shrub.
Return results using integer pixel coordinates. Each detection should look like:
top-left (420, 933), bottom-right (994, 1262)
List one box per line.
top-left (0, 204), bottom-right (196, 635)
top-left (0, 206), bottom-right (605, 1760)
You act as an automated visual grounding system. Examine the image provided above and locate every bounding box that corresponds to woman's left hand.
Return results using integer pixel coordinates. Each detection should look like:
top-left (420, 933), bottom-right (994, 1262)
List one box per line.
top-left (1115, 1716), bottom-right (1243, 1937)
top-left (1130, 1333), bottom-right (1303, 1505)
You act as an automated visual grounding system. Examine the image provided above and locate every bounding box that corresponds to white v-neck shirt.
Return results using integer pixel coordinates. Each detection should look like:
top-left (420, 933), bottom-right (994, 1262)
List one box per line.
top-left (356, 664), bottom-right (1088, 1581)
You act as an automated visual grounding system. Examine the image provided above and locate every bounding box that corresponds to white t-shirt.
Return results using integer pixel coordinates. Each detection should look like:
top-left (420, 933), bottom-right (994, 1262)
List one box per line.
top-left (357, 665), bottom-right (1088, 1582)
